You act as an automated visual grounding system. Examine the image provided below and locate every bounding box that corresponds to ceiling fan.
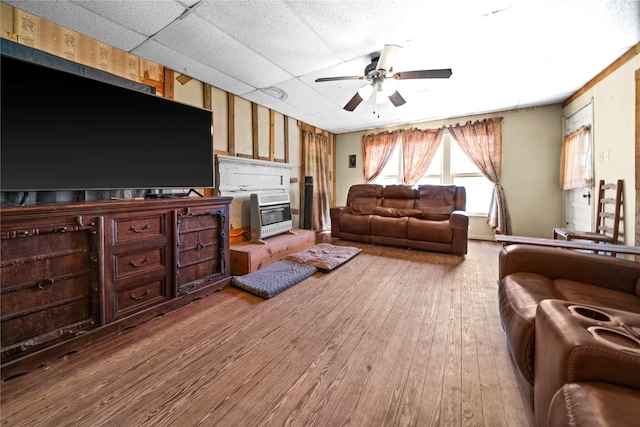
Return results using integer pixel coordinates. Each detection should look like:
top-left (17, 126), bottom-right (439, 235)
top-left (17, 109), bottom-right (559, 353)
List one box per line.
top-left (316, 44), bottom-right (452, 111)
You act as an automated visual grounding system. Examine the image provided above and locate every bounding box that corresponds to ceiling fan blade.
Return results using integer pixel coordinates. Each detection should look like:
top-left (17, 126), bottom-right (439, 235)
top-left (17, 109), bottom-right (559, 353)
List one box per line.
top-left (376, 44), bottom-right (402, 72)
top-left (388, 91), bottom-right (406, 107)
top-left (315, 76), bottom-right (364, 82)
top-left (343, 92), bottom-right (364, 111)
top-left (394, 69), bottom-right (452, 79)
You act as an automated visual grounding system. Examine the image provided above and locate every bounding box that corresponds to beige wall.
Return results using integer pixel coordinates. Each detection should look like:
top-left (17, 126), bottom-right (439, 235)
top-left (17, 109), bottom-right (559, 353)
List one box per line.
top-left (335, 105), bottom-right (564, 240)
top-left (563, 53), bottom-right (639, 246)
top-left (172, 77), bottom-right (304, 230)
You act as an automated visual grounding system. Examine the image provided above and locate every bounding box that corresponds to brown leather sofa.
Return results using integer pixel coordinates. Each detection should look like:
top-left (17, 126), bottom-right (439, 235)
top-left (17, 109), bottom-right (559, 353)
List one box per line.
top-left (330, 184), bottom-right (468, 254)
top-left (498, 244), bottom-right (640, 426)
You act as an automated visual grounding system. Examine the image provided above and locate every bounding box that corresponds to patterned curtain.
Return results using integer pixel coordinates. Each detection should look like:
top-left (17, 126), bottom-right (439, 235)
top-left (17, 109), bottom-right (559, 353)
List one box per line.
top-left (448, 117), bottom-right (512, 234)
top-left (361, 130), bottom-right (401, 182)
top-left (402, 128), bottom-right (444, 185)
top-left (560, 126), bottom-right (592, 190)
top-left (302, 130), bottom-right (331, 232)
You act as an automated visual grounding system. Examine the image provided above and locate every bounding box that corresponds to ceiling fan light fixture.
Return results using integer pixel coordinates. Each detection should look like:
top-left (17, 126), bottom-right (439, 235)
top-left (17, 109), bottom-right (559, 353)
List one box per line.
top-left (375, 90), bottom-right (389, 104)
top-left (357, 84), bottom-right (374, 101)
top-left (381, 78), bottom-right (398, 96)
top-left (316, 43), bottom-right (452, 112)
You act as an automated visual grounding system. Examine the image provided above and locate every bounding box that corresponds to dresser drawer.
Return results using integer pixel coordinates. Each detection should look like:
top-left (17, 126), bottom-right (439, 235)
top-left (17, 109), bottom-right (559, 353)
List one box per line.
top-left (112, 214), bottom-right (165, 244)
top-left (113, 279), bottom-right (169, 318)
top-left (1, 298), bottom-right (94, 356)
top-left (112, 247), bottom-right (165, 282)
top-left (1, 274), bottom-right (92, 319)
top-left (1, 232), bottom-right (91, 288)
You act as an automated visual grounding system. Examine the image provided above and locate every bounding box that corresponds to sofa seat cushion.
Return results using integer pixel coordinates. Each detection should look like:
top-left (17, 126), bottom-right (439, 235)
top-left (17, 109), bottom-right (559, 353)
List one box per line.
top-left (406, 217), bottom-right (452, 244)
top-left (548, 381), bottom-right (640, 427)
top-left (372, 207), bottom-right (423, 218)
top-left (370, 216), bottom-right (408, 239)
top-left (373, 207), bottom-right (401, 217)
top-left (499, 272), bottom-right (640, 385)
top-left (556, 279), bottom-right (640, 313)
top-left (339, 214), bottom-right (373, 235)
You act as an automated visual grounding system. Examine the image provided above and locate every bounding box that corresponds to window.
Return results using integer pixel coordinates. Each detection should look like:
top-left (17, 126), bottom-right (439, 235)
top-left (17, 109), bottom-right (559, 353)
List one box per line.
top-left (373, 143), bottom-right (402, 186)
top-left (372, 133), bottom-right (493, 215)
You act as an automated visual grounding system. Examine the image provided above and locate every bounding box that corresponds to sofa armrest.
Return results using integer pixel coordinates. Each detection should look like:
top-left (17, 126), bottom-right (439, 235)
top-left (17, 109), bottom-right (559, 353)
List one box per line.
top-left (499, 244), bottom-right (640, 294)
top-left (330, 206), bottom-right (350, 218)
top-left (449, 210), bottom-right (469, 230)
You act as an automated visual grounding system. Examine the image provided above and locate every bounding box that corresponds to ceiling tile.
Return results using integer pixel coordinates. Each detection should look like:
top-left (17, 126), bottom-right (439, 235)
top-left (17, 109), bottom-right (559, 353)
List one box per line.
top-left (193, 1), bottom-right (342, 76)
top-left (5, 0), bottom-right (148, 51)
top-left (69, 0), bottom-right (187, 37)
top-left (151, 12), bottom-right (293, 89)
top-left (132, 39), bottom-right (254, 95)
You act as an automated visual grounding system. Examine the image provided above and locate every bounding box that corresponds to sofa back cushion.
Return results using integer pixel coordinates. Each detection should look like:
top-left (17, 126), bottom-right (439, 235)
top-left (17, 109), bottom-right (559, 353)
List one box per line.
top-left (347, 184), bottom-right (383, 214)
top-left (381, 185), bottom-right (417, 209)
top-left (415, 185), bottom-right (459, 220)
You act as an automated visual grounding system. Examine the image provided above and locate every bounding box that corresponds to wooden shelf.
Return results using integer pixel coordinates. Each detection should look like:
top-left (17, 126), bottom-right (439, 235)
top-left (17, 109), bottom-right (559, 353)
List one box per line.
top-left (230, 229), bottom-right (316, 275)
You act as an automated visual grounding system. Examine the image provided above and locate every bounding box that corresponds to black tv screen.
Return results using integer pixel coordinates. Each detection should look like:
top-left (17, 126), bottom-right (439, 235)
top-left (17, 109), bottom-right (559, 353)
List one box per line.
top-left (1, 54), bottom-right (214, 192)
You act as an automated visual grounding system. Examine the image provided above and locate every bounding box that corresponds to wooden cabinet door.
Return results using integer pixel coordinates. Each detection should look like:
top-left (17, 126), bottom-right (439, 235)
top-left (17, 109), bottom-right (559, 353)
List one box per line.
top-left (176, 205), bottom-right (227, 295)
top-left (0, 218), bottom-right (100, 364)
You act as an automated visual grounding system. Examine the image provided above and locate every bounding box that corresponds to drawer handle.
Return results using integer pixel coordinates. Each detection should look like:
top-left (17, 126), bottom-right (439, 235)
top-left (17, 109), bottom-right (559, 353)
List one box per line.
top-left (130, 289), bottom-right (150, 301)
top-left (130, 224), bottom-right (151, 233)
top-left (129, 257), bottom-right (150, 268)
top-left (36, 278), bottom-right (55, 290)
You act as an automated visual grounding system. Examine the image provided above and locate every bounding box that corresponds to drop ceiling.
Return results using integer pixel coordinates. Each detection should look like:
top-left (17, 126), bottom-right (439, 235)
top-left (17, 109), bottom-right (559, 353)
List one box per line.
top-left (6, 0), bottom-right (640, 134)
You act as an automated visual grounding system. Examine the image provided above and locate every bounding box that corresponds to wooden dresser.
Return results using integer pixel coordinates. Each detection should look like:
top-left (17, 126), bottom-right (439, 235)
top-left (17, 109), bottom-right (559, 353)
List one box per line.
top-left (0, 197), bottom-right (231, 380)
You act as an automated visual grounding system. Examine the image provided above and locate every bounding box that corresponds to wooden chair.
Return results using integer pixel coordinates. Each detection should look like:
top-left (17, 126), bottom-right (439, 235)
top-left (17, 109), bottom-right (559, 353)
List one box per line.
top-left (553, 180), bottom-right (623, 249)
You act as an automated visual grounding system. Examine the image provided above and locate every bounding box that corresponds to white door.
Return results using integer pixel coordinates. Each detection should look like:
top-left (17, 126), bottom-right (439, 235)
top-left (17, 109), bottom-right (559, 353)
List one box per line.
top-left (563, 104), bottom-right (593, 233)
top-left (564, 186), bottom-right (594, 232)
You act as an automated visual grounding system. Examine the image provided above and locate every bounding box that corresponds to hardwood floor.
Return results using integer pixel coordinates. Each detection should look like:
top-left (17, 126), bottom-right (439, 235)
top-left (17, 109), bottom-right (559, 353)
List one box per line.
top-left (0, 240), bottom-right (534, 426)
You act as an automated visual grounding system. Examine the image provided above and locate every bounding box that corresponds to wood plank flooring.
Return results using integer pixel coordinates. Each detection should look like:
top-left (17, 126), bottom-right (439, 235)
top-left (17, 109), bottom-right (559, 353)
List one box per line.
top-left (0, 240), bottom-right (534, 426)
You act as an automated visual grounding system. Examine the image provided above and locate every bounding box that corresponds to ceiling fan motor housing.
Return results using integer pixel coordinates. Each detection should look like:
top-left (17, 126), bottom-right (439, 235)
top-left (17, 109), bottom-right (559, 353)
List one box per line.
top-left (365, 57), bottom-right (381, 76)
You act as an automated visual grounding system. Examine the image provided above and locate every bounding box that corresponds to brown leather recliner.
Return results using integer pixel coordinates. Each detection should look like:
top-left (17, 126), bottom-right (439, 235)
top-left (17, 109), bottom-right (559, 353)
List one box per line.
top-left (330, 184), bottom-right (468, 254)
top-left (498, 244), bottom-right (640, 386)
top-left (498, 244), bottom-right (640, 426)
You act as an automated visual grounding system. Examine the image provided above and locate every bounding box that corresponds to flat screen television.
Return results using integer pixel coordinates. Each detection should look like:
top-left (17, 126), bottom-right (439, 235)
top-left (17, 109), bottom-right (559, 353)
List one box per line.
top-left (1, 54), bottom-right (214, 193)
